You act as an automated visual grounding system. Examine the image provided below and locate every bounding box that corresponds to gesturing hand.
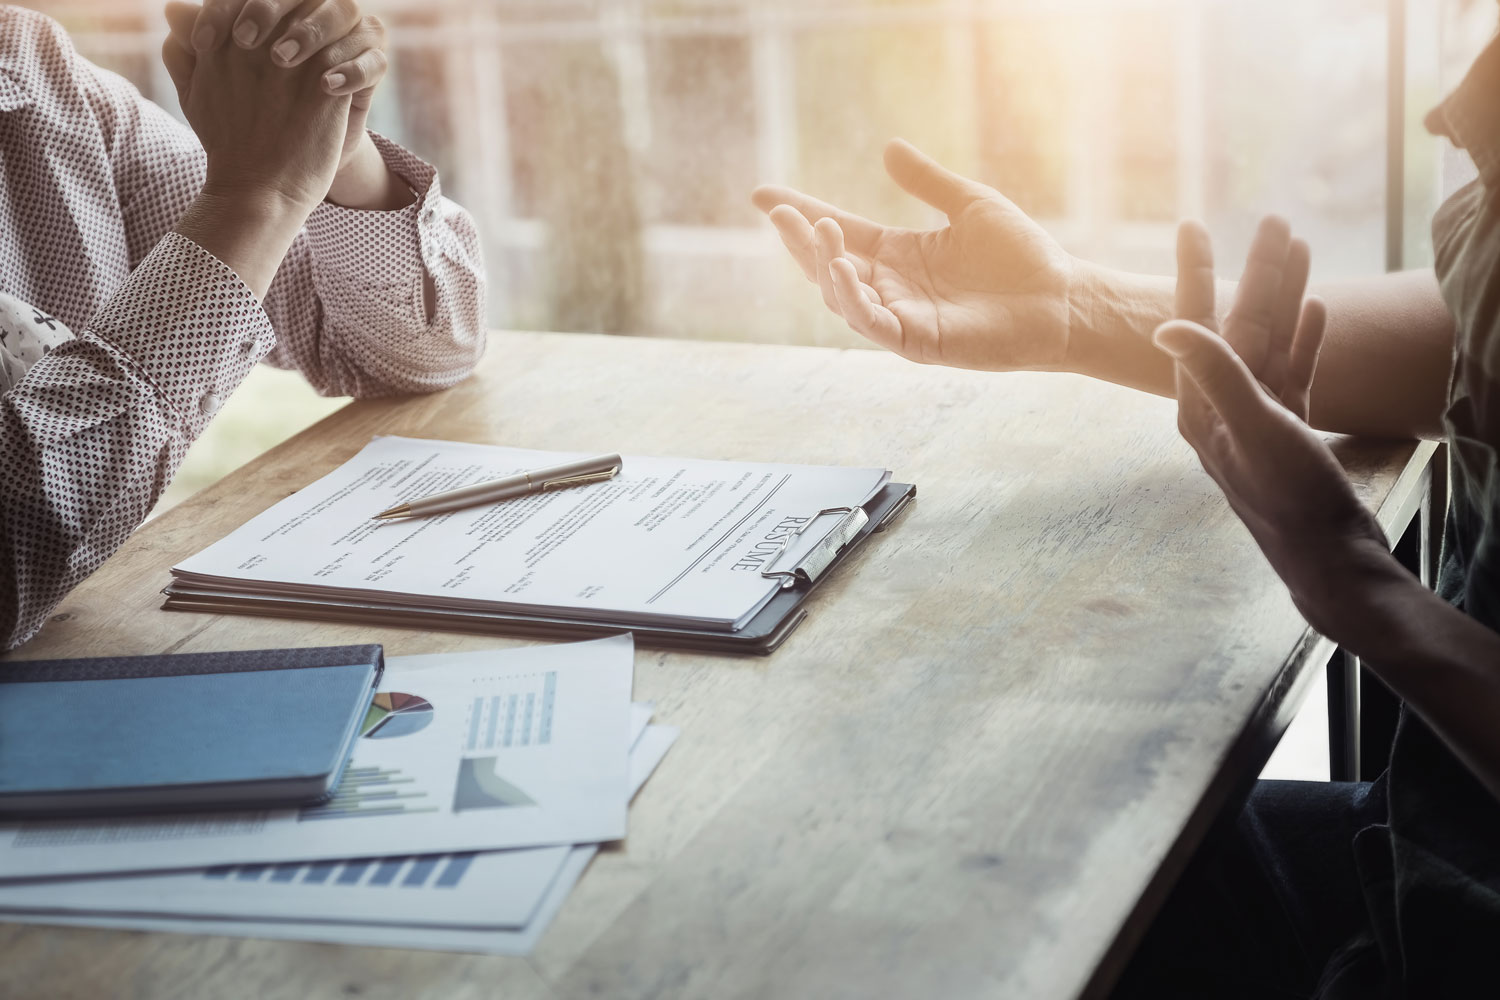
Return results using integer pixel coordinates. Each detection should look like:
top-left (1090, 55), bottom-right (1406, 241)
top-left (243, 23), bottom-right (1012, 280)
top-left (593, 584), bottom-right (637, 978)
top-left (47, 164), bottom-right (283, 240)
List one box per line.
top-left (752, 140), bottom-right (1076, 372)
top-left (165, 0), bottom-right (389, 176)
top-left (1153, 220), bottom-right (1394, 642)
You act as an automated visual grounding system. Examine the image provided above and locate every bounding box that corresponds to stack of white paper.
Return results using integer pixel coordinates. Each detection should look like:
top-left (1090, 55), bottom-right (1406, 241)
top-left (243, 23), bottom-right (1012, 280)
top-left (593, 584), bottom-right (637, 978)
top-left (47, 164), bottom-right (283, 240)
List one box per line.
top-left (165, 436), bottom-right (893, 633)
top-left (0, 636), bottom-right (675, 954)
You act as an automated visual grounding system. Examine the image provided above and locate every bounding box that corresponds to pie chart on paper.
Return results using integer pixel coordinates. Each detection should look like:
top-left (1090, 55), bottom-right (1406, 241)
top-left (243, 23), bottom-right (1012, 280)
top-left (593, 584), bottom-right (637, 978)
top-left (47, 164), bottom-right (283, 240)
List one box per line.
top-left (361, 692), bottom-right (434, 739)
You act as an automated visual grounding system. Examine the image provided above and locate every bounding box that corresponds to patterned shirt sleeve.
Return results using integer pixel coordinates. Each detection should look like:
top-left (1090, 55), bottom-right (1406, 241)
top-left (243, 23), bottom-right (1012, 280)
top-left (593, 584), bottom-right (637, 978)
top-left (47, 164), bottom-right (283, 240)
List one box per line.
top-left (76, 50), bottom-right (488, 399)
top-left (1, 235), bottom-right (274, 649)
top-left (260, 133), bottom-right (488, 397)
top-left (0, 13), bottom-right (487, 648)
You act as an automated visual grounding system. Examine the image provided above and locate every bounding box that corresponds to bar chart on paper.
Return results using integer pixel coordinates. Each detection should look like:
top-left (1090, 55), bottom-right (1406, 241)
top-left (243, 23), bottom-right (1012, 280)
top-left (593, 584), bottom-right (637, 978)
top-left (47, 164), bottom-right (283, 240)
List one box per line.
top-left (300, 765), bottom-right (439, 822)
top-left (202, 853), bottom-right (478, 889)
top-left (464, 672), bottom-right (556, 752)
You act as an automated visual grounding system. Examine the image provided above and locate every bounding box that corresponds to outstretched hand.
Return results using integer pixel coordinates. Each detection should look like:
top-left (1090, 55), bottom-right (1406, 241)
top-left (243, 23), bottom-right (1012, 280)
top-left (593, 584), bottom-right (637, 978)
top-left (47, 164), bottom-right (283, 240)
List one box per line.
top-left (752, 139), bottom-right (1077, 372)
top-left (1155, 220), bottom-right (1394, 642)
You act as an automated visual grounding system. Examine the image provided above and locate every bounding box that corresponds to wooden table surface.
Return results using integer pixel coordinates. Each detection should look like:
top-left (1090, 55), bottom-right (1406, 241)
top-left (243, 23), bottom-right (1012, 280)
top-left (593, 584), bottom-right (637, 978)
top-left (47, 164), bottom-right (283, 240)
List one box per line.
top-left (0, 332), bottom-right (1434, 1000)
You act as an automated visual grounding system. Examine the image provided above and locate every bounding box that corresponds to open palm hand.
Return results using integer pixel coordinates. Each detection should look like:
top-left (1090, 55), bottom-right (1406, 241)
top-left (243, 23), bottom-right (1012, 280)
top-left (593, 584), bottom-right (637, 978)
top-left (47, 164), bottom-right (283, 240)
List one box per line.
top-left (1155, 220), bottom-right (1393, 641)
top-left (752, 140), bottom-right (1075, 372)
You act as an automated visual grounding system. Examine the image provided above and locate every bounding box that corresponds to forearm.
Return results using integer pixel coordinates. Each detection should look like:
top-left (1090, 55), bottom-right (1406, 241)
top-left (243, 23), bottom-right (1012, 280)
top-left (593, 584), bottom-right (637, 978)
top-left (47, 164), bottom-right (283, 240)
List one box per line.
top-left (0, 235), bottom-right (273, 649)
top-left (1342, 561), bottom-right (1500, 802)
top-left (1065, 263), bottom-right (1454, 439)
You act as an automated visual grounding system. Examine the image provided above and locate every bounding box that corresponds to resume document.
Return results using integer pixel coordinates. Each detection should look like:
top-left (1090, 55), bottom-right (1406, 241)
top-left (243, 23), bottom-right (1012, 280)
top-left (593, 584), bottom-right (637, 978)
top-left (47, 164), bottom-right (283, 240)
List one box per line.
top-left (171, 437), bottom-right (892, 630)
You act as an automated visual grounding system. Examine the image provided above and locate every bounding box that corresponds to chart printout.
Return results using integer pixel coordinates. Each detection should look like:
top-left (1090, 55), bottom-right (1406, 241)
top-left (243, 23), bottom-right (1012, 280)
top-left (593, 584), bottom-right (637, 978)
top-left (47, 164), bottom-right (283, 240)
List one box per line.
top-left (4, 726), bottom-right (679, 956)
top-left (0, 705), bottom-right (665, 930)
top-left (0, 637), bottom-right (634, 880)
top-left (171, 437), bottom-right (891, 627)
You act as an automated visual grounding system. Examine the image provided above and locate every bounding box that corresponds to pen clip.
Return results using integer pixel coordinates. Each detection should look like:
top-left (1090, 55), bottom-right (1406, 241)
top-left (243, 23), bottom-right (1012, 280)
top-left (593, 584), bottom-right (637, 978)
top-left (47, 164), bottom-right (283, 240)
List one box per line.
top-left (539, 468), bottom-right (618, 491)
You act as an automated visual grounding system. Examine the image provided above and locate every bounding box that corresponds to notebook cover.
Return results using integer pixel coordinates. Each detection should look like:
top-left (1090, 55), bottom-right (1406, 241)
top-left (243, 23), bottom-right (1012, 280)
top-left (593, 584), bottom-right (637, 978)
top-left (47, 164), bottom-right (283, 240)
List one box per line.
top-left (0, 646), bottom-right (382, 815)
top-left (163, 487), bottom-right (916, 655)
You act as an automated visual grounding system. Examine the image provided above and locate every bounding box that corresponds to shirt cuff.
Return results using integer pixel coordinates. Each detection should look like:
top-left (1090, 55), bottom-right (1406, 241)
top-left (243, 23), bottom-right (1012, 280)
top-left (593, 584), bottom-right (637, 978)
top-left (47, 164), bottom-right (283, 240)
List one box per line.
top-left (85, 233), bottom-right (275, 437)
top-left (302, 132), bottom-right (450, 302)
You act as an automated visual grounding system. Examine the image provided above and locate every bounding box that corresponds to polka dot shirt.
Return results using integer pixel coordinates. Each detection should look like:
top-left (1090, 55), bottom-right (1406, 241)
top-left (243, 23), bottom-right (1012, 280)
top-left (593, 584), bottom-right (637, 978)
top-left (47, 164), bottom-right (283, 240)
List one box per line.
top-left (0, 6), bottom-right (488, 650)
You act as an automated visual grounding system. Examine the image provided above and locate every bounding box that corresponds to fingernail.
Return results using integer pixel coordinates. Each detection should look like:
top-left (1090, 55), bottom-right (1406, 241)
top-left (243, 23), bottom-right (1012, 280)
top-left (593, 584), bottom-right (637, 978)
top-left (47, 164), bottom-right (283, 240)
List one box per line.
top-left (273, 38), bottom-right (300, 63)
top-left (234, 21), bottom-right (258, 46)
top-left (192, 25), bottom-right (214, 51)
top-left (324, 72), bottom-right (347, 92)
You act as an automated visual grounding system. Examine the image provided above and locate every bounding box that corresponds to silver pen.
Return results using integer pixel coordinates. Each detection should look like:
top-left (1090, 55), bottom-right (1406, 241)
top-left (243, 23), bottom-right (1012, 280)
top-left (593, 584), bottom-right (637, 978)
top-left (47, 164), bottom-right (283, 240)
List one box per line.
top-left (372, 454), bottom-right (622, 521)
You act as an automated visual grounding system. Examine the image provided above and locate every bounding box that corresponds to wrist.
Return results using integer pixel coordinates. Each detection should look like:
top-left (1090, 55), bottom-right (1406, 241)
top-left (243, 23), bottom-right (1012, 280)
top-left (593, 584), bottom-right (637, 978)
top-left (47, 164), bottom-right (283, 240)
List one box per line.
top-left (1063, 262), bottom-right (1242, 397)
top-left (195, 179), bottom-right (313, 227)
top-left (1061, 259), bottom-right (1110, 377)
top-left (1292, 535), bottom-right (1416, 652)
top-left (201, 157), bottom-right (327, 219)
top-left (1063, 261), bottom-right (1176, 392)
top-left (326, 133), bottom-right (415, 211)
top-left (174, 185), bottom-right (311, 300)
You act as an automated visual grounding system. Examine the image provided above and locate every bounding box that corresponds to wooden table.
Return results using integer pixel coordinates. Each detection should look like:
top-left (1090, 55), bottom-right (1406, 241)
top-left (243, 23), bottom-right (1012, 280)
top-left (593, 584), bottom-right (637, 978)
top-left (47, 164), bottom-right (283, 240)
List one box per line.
top-left (0, 332), bottom-right (1436, 1000)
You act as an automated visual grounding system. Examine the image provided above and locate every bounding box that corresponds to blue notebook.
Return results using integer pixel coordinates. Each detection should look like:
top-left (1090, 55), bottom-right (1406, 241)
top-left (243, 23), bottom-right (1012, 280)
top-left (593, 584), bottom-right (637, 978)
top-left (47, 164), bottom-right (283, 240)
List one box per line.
top-left (0, 645), bottom-right (383, 818)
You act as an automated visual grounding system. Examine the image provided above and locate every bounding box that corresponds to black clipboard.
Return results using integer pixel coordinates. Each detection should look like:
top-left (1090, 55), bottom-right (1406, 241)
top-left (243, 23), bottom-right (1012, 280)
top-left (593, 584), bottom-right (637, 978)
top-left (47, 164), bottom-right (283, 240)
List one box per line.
top-left (162, 484), bottom-right (916, 655)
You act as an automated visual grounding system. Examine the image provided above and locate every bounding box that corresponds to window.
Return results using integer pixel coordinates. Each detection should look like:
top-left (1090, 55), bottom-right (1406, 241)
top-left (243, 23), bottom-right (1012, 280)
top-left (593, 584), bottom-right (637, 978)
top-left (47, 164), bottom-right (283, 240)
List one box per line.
top-left (16, 0), bottom-right (1497, 509)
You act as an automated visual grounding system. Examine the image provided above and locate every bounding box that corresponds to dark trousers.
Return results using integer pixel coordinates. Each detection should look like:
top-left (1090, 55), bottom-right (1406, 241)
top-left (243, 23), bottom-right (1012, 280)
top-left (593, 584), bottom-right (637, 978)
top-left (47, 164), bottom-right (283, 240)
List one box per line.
top-left (1111, 779), bottom-right (1384, 999)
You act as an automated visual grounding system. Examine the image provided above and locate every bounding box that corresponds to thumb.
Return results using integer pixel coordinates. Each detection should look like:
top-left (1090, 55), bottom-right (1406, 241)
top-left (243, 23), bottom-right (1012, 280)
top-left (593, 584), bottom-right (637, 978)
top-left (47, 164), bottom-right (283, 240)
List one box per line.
top-left (160, 38), bottom-right (194, 109)
top-left (163, 2), bottom-right (199, 51)
top-left (1154, 320), bottom-right (1271, 429)
top-left (161, 2), bottom-right (199, 107)
top-left (883, 138), bottom-right (995, 219)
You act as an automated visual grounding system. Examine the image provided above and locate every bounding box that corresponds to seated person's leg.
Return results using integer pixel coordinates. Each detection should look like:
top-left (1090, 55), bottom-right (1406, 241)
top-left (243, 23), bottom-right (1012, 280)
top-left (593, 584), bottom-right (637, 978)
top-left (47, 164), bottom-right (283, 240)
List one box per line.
top-left (1112, 779), bottom-right (1381, 999)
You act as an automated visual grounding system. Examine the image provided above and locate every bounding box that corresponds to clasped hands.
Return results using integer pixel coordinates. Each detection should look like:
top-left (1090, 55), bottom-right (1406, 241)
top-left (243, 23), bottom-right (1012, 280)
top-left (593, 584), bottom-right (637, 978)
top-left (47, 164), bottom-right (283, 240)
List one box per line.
top-left (755, 145), bottom-right (1399, 648)
top-left (162, 0), bottom-right (398, 215)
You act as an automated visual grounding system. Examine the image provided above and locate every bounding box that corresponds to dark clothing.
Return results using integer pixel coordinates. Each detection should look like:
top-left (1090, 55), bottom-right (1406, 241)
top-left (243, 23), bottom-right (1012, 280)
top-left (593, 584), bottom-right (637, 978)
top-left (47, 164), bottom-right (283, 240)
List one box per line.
top-left (1115, 754), bottom-right (1500, 997)
top-left (1117, 29), bottom-right (1500, 999)
top-left (1112, 780), bottom-right (1383, 999)
top-left (1349, 26), bottom-right (1500, 993)
top-left (1430, 36), bottom-right (1500, 630)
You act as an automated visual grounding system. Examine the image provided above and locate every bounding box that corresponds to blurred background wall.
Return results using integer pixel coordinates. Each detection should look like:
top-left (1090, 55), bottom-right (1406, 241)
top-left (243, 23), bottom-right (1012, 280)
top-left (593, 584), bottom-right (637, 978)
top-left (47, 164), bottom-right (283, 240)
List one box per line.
top-left (14, 0), bottom-right (1499, 506)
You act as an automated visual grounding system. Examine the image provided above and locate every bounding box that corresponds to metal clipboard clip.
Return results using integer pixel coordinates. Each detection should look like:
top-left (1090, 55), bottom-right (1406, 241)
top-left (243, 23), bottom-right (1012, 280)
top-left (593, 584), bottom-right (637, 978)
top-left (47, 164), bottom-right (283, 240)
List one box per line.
top-left (759, 506), bottom-right (870, 590)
